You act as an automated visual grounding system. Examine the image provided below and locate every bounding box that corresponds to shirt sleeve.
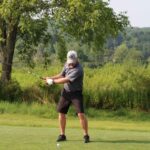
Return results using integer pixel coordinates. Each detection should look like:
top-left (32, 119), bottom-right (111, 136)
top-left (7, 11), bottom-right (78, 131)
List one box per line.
top-left (67, 68), bottom-right (82, 82)
top-left (60, 66), bottom-right (66, 77)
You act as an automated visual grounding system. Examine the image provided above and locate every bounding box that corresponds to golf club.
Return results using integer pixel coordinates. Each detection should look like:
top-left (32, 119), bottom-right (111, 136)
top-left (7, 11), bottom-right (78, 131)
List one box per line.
top-left (27, 71), bottom-right (45, 80)
top-left (0, 61), bottom-right (45, 80)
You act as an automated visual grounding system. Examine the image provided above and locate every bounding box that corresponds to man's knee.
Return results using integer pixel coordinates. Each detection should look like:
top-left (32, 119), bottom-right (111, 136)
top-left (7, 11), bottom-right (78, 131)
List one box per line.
top-left (59, 113), bottom-right (66, 119)
top-left (78, 113), bottom-right (85, 120)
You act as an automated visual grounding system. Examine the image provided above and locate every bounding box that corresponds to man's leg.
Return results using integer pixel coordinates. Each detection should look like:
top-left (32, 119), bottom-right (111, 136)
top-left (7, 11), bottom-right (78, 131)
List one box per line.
top-left (78, 113), bottom-right (88, 135)
top-left (56, 113), bottom-right (67, 142)
top-left (57, 93), bottom-right (70, 142)
top-left (58, 113), bottom-right (66, 135)
top-left (71, 92), bottom-right (90, 143)
top-left (78, 113), bottom-right (90, 143)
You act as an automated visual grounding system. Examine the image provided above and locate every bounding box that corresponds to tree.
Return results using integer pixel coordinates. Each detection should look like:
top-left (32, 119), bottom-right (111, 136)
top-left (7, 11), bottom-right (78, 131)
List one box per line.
top-left (0, 0), bottom-right (50, 82)
top-left (0, 0), bottom-right (129, 83)
top-left (125, 48), bottom-right (143, 62)
top-left (55, 35), bottom-right (67, 63)
top-left (113, 43), bottom-right (129, 63)
top-left (52, 0), bottom-right (129, 50)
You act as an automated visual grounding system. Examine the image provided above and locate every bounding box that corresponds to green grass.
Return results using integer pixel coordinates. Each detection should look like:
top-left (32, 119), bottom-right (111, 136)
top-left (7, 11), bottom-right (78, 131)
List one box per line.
top-left (9, 64), bottom-right (150, 110)
top-left (0, 64), bottom-right (150, 149)
top-left (0, 112), bottom-right (150, 150)
top-left (1, 64), bottom-right (149, 110)
top-left (0, 101), bottom-right (57, 118)
top-left (0, 125), bottom-right (150, 150)
top-left (12, 66), bottom-right (62, 88)
top-left (0, 114), bottom-right (150, 131)
top-left (0, 101), bottom-right (150, 121)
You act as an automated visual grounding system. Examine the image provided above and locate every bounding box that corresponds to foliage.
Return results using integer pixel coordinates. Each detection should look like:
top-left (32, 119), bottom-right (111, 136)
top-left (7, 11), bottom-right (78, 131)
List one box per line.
top-left (0, 63), bottom-right (149, 111)
top-left (112, 43), bottom-right (143, 63)
top-left (52, 0), bottom-right (129, 49)
top-left (0, 102), bottom-right (150, 122)
top-left (16, 39), bottom-right (37, 68)
top-left (113, 43), bottom-right (128, 63)
top-left (0, 0), bottom-right (129, 82)
top-left (105, 27), bottom-right (150, 64)
top-left (55, 36), bottom-right (67, 63)
top-left (0, 0), bottom-right (50, 43)
top-left (0, 0), bottom-right (51, 82)
top-left (0, 80), bottom-right (22, 102)
top-left (28, 27), bottom-right (150, 68)
top-left (83, 63), bottom-right (150, 110)
top-left (22, 83), bottom-right (61, 104)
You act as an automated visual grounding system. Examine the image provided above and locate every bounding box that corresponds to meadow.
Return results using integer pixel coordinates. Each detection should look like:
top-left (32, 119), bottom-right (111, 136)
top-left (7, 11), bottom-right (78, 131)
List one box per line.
top-left (0, 113), bottom-right (150, 150)
top-left (0, 63), bottom-right (150, 150)
top-left (1, 62), bottom-right (149, 110)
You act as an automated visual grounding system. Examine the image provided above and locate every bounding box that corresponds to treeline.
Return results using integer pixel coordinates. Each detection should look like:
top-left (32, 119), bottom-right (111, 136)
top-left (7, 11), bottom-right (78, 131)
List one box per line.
top-left (1, 25), bottom-right (150, 111)
top-left (105, 27), bottom-right (150, 62)
top-left (14, 27), bottom-right (150, 68)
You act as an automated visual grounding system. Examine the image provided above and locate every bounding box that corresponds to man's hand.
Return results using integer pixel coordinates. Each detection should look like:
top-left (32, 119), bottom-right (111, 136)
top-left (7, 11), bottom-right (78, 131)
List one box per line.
top-left (42, 76), bottom-right (69, 85)
top-left (46, 78), bottom-right (54, 85)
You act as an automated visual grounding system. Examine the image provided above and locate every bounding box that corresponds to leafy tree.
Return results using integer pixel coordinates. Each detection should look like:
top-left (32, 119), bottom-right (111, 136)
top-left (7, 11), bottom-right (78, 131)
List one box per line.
top-left (0, 0), bottom-right (129, 82)
top-left (113, 43), bottom-right (128, 63)
top-left (113, 43), bottom-right (144, 64)
top-left (125, 48), bottom-right (143, 62)
top-left (55, 36), bottom-right (67, 63)
top-left (52, 0), bottom-right (129, 50)
top-left (0, 0), bottom-right (50, 82)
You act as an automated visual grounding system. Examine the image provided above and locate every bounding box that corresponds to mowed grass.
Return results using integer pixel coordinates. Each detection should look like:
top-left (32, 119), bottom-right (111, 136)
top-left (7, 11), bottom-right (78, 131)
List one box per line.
top-left (0, 114), bottom-right (150, 131)
top-left (0, 65), bottom-right (150, 149)
top-left (0, 125), bottom-right (150, 150)
top-left (0, 114), bottom-right (150, 150)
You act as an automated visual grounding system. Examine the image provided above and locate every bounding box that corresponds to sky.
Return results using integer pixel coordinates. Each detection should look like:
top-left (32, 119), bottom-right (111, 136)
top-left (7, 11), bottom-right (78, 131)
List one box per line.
top-left (109, 0), bottom-right (150, 27)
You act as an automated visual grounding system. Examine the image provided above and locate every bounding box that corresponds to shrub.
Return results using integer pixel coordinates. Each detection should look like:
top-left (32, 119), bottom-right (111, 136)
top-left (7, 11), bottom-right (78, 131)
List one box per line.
top-left (83, 63), bottom-right (150, 111)
top-left (0, 80), bottom-right (22, 102)
top-left (1, 63), bottom-right (149, 111)
top-left (22, 82), bottom-right (61, 104)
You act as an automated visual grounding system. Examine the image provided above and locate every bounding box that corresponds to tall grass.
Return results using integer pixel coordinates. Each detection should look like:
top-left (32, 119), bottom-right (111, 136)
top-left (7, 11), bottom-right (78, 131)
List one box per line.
top-left (0, 101), bottom-right (150, 121)
top-left (0, 62), bottom-right (150, 110)
top-left (84, 63), bottom-right (150, 110)
top-left (0, 101), bottom-right (57, 118)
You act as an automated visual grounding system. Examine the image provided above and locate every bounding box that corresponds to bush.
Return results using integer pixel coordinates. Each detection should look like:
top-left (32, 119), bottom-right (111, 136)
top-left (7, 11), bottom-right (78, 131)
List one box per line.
top-left (0, 80), bottom-right (22, 102)
top-left (22, 82), bottom-right (61, 104)
top-left (83, 63), bottom-right (150, 111)
top-left (1, 64), bottom-right (149, 111)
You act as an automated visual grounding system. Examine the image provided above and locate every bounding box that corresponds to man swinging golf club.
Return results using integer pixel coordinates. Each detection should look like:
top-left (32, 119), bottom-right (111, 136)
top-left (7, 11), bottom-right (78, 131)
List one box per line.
top-left (44, 50), bottom-right (90, 143)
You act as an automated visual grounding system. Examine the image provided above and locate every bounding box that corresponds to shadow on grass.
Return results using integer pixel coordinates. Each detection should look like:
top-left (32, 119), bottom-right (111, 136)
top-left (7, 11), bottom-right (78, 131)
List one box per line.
top-left (67, 140), bottom-right (83, 142)
top-left (58, 139), bottom-right (150, 144)
top-left (90, 140), bottom-right (150, 144)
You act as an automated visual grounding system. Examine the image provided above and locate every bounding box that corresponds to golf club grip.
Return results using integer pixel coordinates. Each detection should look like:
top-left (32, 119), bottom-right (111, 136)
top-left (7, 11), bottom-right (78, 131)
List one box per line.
top-left (40, 77), bottom-right (45, 80)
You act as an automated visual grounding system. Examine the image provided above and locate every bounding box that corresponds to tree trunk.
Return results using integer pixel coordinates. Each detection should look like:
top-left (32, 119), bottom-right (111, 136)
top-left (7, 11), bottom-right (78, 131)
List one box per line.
top-left (0, 24), bottom-right (17, 82)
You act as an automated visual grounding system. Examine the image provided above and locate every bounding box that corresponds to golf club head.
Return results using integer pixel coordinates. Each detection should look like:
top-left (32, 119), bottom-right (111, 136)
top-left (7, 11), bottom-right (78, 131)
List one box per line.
top-left (40, 77), bottom-right (45, 80)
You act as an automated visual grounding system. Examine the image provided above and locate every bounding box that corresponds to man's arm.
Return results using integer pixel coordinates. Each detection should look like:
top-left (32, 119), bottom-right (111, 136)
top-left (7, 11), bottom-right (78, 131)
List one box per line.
top-left (44, 76), bottom-right (70, 85)
top-left (53, 77), bottom-right (70, 84)
top-left (45, 74), bottom-right (63, 80)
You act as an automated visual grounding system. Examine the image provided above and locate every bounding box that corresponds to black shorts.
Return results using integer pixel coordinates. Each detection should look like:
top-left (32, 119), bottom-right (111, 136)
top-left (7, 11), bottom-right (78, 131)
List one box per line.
top-left (57, 89), bottom-right (84, 114)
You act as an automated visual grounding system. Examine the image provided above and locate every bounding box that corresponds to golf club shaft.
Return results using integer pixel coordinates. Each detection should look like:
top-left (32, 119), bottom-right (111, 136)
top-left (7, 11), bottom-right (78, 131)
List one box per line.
top-left (0, 61), bottom-right (45, 80)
